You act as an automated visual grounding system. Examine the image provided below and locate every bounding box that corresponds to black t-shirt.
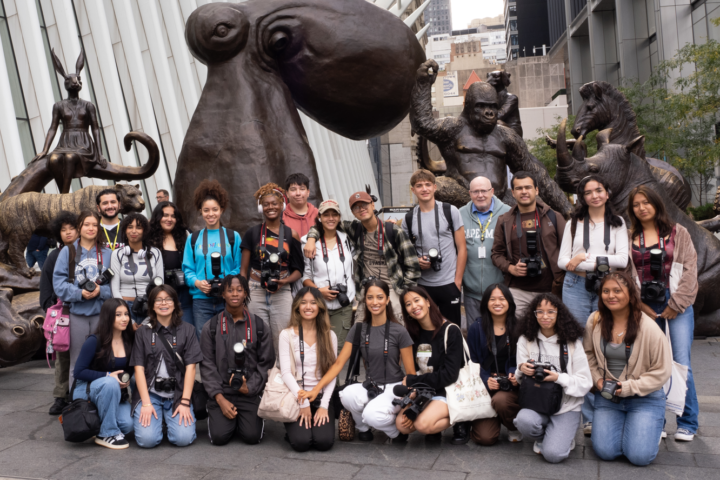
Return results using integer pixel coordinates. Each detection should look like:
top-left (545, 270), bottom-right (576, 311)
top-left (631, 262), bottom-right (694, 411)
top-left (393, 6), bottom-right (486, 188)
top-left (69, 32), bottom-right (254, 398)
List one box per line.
top-left (481, 333), bottom-right (509, 375)
top-left (99, 223), bottom-right (125, 251)
top-left (406, 322), bottom-right (464, 397)
top-left (240, 224), bottom-right (303, 274)
top-left (162, 250), bottom-right (182, 271)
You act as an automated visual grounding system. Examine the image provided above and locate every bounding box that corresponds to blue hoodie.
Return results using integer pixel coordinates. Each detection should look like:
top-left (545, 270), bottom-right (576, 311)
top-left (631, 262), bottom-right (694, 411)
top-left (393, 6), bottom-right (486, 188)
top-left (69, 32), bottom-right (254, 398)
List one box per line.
top-left (182, 227), bottom-right (242, 299)
top-left (52, 240), bottom-right (113, 316)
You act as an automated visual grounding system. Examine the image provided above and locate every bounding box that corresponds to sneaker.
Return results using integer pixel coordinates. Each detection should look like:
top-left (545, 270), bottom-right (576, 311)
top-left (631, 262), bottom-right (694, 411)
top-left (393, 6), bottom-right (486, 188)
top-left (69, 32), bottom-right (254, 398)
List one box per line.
top-left (48, 397), bottom-right (67, 416)
top-left (450, 421), bottom-right (471, 445)
top-left (674, 428), bottom-right (695, 442)
top-left (425, 432), bottom-right (442, 443)
top-left (661, 430), bottom-right (667, 439)
top-left (569, 439), bottom-right (576, 451)
top-left (95, 434), bottom-right (129, 450)
top-left (583, 422), bottom-right (592, 436)
top-left (533, 441), bottom-right (542, 454)
top-left (392, 433), bottom-right (409, 444)
top-left (508, 430), bottom-right (523, 443)
top-left (357, 430), bottom-right (374, 442)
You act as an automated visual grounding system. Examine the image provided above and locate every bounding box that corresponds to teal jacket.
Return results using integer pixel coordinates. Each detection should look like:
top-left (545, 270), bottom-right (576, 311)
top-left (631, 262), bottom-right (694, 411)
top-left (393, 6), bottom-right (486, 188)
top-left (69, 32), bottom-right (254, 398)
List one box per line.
top-left (182, 227), bottom-right (242, 299)
top-left (459, 196), bottom-right (510, 301)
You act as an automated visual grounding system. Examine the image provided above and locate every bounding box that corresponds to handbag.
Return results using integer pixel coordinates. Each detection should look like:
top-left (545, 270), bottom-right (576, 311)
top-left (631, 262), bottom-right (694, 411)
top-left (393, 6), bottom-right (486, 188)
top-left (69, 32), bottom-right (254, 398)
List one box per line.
top-left (662, 320), bottom-right (688, 416)
top-left (444, 324), bottom-right (496, 424)
top-left (258, 331), bottom-right (302, 423)
top-left (335, 322), bottom-right (364, 440)
top-left (518, 340), bottom-right (568, 416)
top-left (59, 380), bottom-right (101, 442)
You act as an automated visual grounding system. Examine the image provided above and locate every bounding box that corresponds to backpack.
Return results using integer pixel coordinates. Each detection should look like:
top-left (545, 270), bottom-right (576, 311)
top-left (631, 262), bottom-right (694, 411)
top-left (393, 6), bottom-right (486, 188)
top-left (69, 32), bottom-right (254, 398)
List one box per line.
top-left (190, 227), bottom-right (237, 262)
top-left (43, 245), bottom-right (76, 366)
top-left (351, 220), bottom-right (400, 252)
top-left (405, 202), bottom-right (457, 253)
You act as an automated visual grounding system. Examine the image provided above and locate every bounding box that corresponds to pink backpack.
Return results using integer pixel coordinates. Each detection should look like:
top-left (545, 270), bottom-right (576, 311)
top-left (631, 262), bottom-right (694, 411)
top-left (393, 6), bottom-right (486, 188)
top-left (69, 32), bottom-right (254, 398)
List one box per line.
top-left (43, 299), bottom-right (70, 366)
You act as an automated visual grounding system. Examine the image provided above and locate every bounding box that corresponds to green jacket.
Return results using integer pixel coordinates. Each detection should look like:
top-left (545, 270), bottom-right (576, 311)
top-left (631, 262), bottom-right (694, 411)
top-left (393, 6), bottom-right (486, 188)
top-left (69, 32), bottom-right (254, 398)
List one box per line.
top-left (459, 196), bottom-right (510, 301)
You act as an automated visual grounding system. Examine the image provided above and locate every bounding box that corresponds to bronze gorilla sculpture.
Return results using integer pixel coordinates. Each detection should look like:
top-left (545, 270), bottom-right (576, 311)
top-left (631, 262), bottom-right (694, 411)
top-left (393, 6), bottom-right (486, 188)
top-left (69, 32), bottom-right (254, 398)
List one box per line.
top-left (176, 0), bottom-right (425, 232)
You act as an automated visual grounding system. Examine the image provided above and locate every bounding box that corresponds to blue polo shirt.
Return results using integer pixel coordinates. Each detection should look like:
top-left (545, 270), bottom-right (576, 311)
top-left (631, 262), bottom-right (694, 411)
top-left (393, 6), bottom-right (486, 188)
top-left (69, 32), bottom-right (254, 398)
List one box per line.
top-left (471, 198), bottom-right (495, 225)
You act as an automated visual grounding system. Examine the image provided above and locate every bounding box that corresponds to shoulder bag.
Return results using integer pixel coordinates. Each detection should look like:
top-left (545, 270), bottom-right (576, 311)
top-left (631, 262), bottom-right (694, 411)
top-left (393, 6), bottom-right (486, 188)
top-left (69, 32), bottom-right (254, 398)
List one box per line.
top-left (662, 320), bottom-right (688, 416)
top-left (518, 340), bottom-right (568, 416)
top-left (59, 380), bottom-right (101, 442)
top-left (257, 330), bottom-right (302, 423)
top-left (334, 322), bottom-right (364, 441)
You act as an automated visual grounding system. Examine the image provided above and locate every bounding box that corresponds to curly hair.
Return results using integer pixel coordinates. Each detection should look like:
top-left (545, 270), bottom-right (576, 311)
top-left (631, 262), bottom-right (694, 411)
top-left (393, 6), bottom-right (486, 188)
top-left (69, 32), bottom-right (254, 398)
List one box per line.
top-left (253, 183), bottom-right (286, 204)
top-left (119, 213), bottom-right (150, 247)
top-left (147, 201), bottom-right (188, 254)
top-left (596, 271), bottom-right (643, 344)
top-left (49, 211), bottom-right (78, 243)
top-left (193, 179), bottom-right (229, 211)
top-left (518, 293), bottom-right (584, 344)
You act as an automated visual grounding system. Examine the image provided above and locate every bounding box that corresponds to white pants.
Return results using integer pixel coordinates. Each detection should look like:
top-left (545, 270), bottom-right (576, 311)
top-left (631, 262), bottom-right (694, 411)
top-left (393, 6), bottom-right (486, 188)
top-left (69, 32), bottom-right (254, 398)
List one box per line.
top-left (340, 382), bottom-right (402, 438)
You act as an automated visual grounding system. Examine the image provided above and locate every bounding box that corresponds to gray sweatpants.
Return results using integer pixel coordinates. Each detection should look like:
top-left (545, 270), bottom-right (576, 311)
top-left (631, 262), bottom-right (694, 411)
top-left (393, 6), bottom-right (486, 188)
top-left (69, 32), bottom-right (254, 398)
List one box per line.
top-left (248, 280), bottom-right (293, 358)
top-left (69, 313), bottom-right (100, 388)
top-left (514, 408), bottom-right (580, 463)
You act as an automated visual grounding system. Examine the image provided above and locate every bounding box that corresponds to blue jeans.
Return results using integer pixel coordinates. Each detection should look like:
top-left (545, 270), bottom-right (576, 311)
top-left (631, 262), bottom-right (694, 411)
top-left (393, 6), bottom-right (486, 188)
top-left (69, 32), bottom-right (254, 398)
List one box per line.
top-left (26, 249), bottom-right (48, 269)
top-left (648, 289), bottom-right (698, 433)
top-left (591, 390), bottom-right (665, 466)
top-left (192, 297), bottom-right (225, 339)
top-left (563, 272), bottom-right (598, 424)
top-left (133, 392), bottom-right (196, 448)
top-left (74, 377), bottom-right (133, 438)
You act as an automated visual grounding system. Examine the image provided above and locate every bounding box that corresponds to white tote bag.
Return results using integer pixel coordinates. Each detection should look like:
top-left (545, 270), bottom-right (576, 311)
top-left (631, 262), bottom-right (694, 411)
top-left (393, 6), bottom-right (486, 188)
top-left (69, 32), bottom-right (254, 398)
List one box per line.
top-left (258, 337), bottom-right (301, 423)
top-left (444, 324), bottom-right (496, 425)
top-left (662, 321), bottom-right (688, 416)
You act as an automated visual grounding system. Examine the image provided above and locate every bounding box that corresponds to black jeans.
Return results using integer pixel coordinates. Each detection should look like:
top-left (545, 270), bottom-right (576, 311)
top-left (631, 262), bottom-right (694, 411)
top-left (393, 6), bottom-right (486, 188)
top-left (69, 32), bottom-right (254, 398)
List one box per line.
top-left (284, 401), bottom-right (335, 452)
top-left (207, 394), bottom-right (264, 445)
top-left (421, 282), bottom-right (462, 326)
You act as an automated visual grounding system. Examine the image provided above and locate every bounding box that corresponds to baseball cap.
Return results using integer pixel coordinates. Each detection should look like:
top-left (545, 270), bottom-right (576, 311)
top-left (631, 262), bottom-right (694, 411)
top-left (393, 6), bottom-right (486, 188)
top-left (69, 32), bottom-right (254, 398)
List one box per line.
top-left (349, 191), bottom-right (373, 208)
top-left (318, 199), bottom-right (341, 215)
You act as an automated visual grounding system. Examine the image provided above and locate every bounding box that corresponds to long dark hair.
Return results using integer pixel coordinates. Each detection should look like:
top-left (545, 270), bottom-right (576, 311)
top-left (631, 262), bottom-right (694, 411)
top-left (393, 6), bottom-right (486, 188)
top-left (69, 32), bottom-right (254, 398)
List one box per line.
top-left (361, 279), bottom-right (400, 324)
top-left (147, 284), bottom-right (183, 328)
top-left (289, 286), bottom-right (337, 377)
top-left (94, 299), bottom-right (134, 367)
top-left (401, 286), bottom-right (444, 340)
top-left (479, 283), bottom-right (518, 350)
top-left (570, 175), bottom-right (623, 240)
top-left (147, 201), bottom-right (188, 254)
top-left (627, 185), bottom-right (675, 239)
top-left (519, 293), bottom-right (584, 344)
top-left (596, 271), bottom-right (642, 344)
top-left (119, 213), bottom-right (150, 249)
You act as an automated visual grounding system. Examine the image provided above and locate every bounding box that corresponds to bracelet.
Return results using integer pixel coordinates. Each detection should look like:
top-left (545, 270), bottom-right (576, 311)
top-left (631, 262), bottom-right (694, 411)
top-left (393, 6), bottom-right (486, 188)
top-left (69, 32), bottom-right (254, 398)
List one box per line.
top-left (181, 397), bottom-right (191, 402)
top-left (142, 403), bottom-right (152, 407)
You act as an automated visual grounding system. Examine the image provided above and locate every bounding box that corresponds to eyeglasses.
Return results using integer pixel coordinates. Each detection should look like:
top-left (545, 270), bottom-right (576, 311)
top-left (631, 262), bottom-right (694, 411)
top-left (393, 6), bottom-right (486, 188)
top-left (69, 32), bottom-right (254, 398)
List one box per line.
top-left (470, 188), bottom-right (492, 196)
top-left (352, 202), bottom-right (371, 213)
top-left (154, 298), bottom-right (174, 305)
top-left (534, 310), bottom-right (557, 317)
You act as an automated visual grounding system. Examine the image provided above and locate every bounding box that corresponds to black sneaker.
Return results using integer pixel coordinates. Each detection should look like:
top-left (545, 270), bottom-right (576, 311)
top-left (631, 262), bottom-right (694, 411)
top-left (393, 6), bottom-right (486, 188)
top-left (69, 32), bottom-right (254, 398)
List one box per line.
top-left (392, 433), bottom-right (409, 443)
top-left (425, 432), bottom-right (442, 443)
top-left (49, 397), bottom-right (67, 416)
top-left (451, 421), bottom-right (471, 445)
top-left (358, 430), bottom-right (374, 442)
top-left (95, 435), bottom-right (130, 450)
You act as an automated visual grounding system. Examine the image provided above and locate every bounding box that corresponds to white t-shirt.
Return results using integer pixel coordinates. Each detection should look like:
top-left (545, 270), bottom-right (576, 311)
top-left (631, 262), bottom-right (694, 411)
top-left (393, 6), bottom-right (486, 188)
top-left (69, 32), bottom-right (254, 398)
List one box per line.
top-left (557, 217), bottom-right (628, 272)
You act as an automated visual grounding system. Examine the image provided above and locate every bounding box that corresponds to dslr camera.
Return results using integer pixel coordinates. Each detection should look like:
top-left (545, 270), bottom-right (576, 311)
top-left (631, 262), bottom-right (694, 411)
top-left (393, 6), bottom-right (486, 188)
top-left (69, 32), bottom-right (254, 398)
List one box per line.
top-left (427, 248), bottom-right (442, 272)
top-left (331, 284), bottom-right (351, 307)
top-left (78, 268), bottom-right (115, 292)
top-left (495, 375), bottom-right (512, 392)
top-left (362, 378), bottom-right (381, 399)
top-left (585, 256), bottom-right (610, 293)
top-left (120, 373), bottom-right (131, 403)
top-left (165, 269), bottom-right (185, 289)
top-left (641, 248), bottom-right (666, 302)
top-left (208, 252), bottom-right (224, 298)
top-left (600, 379), bottom-right (621, 403)
top-left (392, 384), bottom-right (435, 421)
top-left (131, 276), bottom-right (164, 319)
top-left (260, 252), bottom-right (281, 293)
top-left (520, 230), bottom-right (542, 278)
top-left (154, 376), bottom-right (176, 393)
top-left (228, 342), bottom-right (247, 390)
top-left (531, 361), bottom-right (556, 381)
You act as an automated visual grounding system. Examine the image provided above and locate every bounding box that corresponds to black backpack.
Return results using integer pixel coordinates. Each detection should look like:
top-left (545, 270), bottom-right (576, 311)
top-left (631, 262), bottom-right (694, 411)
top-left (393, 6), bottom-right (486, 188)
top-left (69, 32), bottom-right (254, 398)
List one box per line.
top-left (190, 227), bottom-right (237, 262)
top-left (405, 202), bottom-right (456, 252)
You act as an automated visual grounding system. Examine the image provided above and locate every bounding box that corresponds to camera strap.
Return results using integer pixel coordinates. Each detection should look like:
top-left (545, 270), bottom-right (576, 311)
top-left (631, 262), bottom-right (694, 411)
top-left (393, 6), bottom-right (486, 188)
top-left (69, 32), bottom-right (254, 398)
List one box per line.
top-left (220, 310), bottom-right (252, 343)
top-left (202, 228), bottom-right (227, 280)
top-left (639, 229), bottom-right (666, 284)
top-left (363, 320), bottom-right (390, 390)
top-left (299, 325), bottom-right (306, 390)
top-left (75, 241), bottom-right (104, 283)
top-left (154, 326), bottom-right (185, 377)
top-left (260, 222), bottom-right (286, 272)
top-left (358, 218), bottom-right (385, 280)
top-left (602, 338), bottom-right (632, 381)
top-left (583, 214), bottom-right (610, 253)
top-left (320, 234), bottom-right (348, 288)
top-left (491, 333), bottom-right (510, 376)
top-left (535, 339), bottom-right (568, 373)
top-left (514, 208), bottom-right (541, 260)
top-left (416, 203), bottom-right (441, 257)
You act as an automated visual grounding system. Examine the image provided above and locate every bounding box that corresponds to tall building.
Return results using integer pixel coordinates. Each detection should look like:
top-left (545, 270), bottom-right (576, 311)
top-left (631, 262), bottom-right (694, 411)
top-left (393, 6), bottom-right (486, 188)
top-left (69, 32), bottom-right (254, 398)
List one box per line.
top-left (504, 0), bottom-right (552, 61)
top-left (426, 0), bottom-right (453, 36)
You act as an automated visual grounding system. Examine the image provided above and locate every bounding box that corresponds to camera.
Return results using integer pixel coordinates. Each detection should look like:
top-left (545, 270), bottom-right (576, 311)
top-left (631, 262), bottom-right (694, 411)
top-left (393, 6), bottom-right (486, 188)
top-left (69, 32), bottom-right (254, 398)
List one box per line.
top-left (260, 252), bottom-right (281, 293)
top-left (78, 277), bottom-right (97, 293)
top-left (496, 375), bottom-right (512, 391)
top-left (531, 361), bottom-right (556, 381)
top-left (600, 379), bottom-right (621, 403)
top-left (520, 231), bottom-right (542, 277)
top-left (641, 248), bottom-right (666, 302)
top-left (154, 376), bottom-right (176, 393)
top-left (165, 269), bottom-right (185, 289)
top-left (120, 373), bottom-right (130, 384)
top-left (391, 384), bottom-right (435, 421)
top-left (362, 378), bottom-right (381, 399)
top-left (208, 252), bottom-right (224, 298)
top-left (331, 283), bottom-right (351, 307)
top-left (585, 256), bottom-right (610, 293)
top-left (96, 268), bottom-right (114, 286)
top-left (120, 372), bottom-right (131, 402)
top-left (227, 342), bottom-right (248, 390)
top-left (131, 276), bottom-right (164, 319)
top-left (427, 248), bottom-right (442, 272)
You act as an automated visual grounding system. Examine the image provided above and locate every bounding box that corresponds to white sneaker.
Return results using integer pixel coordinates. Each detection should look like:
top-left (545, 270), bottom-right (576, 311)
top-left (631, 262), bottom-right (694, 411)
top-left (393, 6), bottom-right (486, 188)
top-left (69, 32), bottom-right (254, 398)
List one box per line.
top-left (661, 430), bottom-right (667, 439)
top-left (533, 441), bottom-right (542, 454)
top-left (95, 434), bottom-right (129, 450)
top-left (582, 422), bottom-right (592, 436)
top-left (508, 430), bottom-right (523, 443)
top-left (569, 439), bottom-right (576, 451)
top-left (674, 428), bottom-right (695, 442)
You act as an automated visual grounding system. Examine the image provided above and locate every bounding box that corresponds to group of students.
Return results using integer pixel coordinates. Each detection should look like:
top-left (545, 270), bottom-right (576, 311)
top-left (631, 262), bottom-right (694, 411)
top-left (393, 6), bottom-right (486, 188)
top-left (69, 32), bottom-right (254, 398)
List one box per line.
top-left (36, 170), bottom-right (697, 466)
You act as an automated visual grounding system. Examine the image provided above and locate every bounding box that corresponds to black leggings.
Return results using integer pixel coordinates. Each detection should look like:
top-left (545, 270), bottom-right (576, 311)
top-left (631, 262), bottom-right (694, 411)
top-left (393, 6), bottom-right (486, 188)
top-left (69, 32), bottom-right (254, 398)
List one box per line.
top-left (207, 394), bottom-right (264, 445)
top-left (284, 402), bottom-right (335, 452)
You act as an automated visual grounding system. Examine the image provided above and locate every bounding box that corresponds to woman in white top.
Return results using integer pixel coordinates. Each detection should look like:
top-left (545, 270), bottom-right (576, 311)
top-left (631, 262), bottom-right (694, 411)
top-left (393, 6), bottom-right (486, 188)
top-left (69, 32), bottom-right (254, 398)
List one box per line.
top-left (279, 287), bottom-right (338, 452)
top-left (301, 200), bottom-right (354, 351)
top-left (110, 213), bottom-right (164, 325)
top-left (514, 293), bottom-right (592, 463)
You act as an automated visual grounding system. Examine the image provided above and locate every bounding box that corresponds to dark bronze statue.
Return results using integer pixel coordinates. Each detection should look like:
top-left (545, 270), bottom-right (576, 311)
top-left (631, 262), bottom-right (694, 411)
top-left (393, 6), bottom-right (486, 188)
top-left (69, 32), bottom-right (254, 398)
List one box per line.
top-left (410, 59), bottom-right (572, 216)
top-left (176, 0), bottom-right (425, 232)
top-left (555, 120), bottom-right (720, 336)
top-left (487, 70), bottom-right (522, 137)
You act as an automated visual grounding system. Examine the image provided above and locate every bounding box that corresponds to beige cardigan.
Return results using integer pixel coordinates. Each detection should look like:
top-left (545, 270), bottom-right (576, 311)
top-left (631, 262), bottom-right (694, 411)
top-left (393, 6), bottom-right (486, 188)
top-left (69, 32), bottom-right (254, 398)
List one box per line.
top-left (583, 312), bottom-right (672, 397)
top-left (626, 224), bottom-right (697, 313)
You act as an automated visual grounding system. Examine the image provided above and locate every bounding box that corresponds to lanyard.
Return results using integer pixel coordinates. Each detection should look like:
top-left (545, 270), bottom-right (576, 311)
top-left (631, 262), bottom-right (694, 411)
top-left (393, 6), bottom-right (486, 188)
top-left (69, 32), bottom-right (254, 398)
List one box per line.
top-left (320, 234), bottom-right (347, 287)
top-left (473, 210), bottom-right (494, 242)
top-left (220, 310), bottom-right (252, 344)
top-left (363, 320), bottom-right (390, 388)
top-left (102, 225), bottom-right (119, 250)
top-left (639, 228), bottom-right (665, 284)
top-left (490, 333), bottom-right (510, 375)
top-left (416, 204), bottom-right (440, 257)
top-left (299, 325), bottom-right (305, 390)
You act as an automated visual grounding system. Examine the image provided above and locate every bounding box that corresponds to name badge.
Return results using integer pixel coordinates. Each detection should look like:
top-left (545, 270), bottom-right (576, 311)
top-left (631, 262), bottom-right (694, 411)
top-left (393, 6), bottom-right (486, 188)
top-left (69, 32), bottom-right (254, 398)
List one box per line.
top-left (478, 246), bottom-right (486, 259)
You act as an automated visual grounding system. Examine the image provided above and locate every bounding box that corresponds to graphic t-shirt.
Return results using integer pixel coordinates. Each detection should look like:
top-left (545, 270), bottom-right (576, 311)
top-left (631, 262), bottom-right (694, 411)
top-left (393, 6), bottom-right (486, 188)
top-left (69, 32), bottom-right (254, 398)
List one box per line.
top-left (361, 230), bottom-right (391, 284)
top-left (240, 224), bottom-right (304, 275)
top-left (508, 211), bottom-right (554, 293)
top-left (99, 223), bottom-right (125, 251)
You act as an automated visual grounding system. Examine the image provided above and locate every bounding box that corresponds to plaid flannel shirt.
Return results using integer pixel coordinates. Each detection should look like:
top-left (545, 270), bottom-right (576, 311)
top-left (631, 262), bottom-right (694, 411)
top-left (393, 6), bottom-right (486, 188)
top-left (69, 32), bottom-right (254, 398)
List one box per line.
top-left (307, 217), bottom-right (420, 300)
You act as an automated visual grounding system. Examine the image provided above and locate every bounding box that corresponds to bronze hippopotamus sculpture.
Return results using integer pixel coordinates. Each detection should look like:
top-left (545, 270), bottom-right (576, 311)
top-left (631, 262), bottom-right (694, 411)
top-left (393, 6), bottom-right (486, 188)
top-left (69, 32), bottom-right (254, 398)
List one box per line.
top-left (175, 0), bottom-right (426, 233)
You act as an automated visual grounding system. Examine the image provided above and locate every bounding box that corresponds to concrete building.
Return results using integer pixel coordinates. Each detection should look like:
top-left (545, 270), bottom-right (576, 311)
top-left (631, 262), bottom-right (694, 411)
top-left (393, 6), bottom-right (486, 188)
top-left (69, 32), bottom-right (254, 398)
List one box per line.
top-left (503, 56), bottom-right (566, 108)
top-left (425, 0), bottom-right (452, 36)
top-left (425, 33), bottom-right (452, 70)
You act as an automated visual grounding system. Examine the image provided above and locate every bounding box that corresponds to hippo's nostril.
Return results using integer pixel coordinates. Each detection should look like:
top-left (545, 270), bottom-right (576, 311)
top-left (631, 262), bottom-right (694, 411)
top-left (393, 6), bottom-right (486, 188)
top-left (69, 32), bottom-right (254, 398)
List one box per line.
top-left (12, 326), bottom-right (25, 337)
top-left (32, 316), bottom-right (44, 329)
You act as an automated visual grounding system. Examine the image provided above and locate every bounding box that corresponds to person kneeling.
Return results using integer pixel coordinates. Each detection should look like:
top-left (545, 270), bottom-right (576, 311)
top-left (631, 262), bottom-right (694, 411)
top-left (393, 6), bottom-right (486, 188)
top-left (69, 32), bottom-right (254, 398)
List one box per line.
top-left (395, 286), bottom-right (464, 442)
top-left (201, 275), bottom-right (274, 445)
top-left (130, 285), bottom-right (202, 448)
top-left (584, 272), bottom-right (672, 466)
top-left (72, 299), bottom-right (135, 449)
top-left (514, 293), bottom-right (592, 463)
top-left (280, 287), bottom-right (338, 452)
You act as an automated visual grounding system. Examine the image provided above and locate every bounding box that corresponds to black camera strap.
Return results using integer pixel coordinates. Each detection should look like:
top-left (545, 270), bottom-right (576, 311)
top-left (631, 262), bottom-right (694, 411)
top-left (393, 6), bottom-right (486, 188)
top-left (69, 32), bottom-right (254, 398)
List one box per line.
top-left (320, 234), bottom-right (348, 288)
top-left (220, 310), bottom-right (252, 343)
top-left (299, 325), bottom-right (306, 390)
top-left (416, 203), bottom-right (441, 257)
top-left (363, 320), bottom-right (390, 390)
top-left (358, 218), bottom-right (385, 280)
top-left (583, 214), bottom-right (610, 254)
top-left (639, 229), bottom-right (666, 285)
top-left (260, 222), bottom-right (286, 275)
top-left (491, 333), bottom-right (510, 376)
top-left (602, 338), bottom-right (632, 381)
top-left (123, 247), bottom-right (154, 298)
top-left (75, 240), bottom-right (104, 283)
top-left (202, 228), bottom-right (227, 281)
top-left (154, 326), bottom-right (185, 378)
top-left (514, 208), bottom-right (541, 260)
top-left (536, 339), bottom-right (568, 373)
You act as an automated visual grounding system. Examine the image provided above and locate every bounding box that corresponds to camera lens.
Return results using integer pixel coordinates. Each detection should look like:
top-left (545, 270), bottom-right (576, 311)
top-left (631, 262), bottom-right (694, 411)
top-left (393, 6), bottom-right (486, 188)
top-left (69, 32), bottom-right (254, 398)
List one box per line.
top-left (210, 251), bottom-right (222, 277)
top-left (121, 373), bottom-right (130, 383)
top-left (233, 342), bottom-right (244, 354)
top-left (428, 248), bottom-right (439, 259)
top-left (269, 253), bottom-right (280, 264)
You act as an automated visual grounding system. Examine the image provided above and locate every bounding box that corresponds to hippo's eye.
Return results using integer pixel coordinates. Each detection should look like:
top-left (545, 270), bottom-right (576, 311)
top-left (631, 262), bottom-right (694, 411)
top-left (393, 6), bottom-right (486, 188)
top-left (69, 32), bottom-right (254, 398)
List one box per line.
top-left (214, 23), bottom-right (231, 38)
top-left (269, 31), bottom-right (290, 54)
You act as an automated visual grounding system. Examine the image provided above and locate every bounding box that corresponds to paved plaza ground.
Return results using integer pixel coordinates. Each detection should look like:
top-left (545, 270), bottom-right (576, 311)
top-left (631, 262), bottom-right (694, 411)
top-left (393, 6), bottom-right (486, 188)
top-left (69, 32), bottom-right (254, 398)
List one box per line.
top-left (0, 337), bottom-right (719, 480)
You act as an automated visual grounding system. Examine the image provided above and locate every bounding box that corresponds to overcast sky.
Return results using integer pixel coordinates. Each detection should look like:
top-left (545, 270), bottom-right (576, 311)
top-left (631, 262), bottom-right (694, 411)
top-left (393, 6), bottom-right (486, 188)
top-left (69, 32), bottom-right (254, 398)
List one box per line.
top-left (451, 0), bottom-right (504, 30)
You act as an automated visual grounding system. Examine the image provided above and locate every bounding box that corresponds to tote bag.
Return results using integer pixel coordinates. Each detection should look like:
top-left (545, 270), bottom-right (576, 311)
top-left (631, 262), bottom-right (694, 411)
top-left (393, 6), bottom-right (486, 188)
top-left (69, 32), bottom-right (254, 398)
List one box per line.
top-left (663, 321), bottom-right (688, 416)
top-left (258, 336), bottom-right (302, 423)
top-left (444, 324), bottom-right (496, 424)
